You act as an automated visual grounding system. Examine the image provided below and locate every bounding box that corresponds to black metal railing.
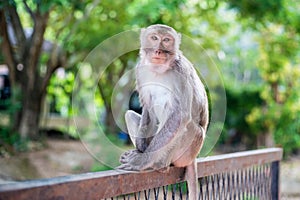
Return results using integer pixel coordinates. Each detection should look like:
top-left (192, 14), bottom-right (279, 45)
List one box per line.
top-left (0, 148), bottom-right (282, 200)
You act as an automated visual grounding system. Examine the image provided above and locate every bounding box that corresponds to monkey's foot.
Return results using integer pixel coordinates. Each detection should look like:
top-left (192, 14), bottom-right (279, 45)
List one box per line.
top-left (116, 163), bottom-right (155, 171)
top-left (116, 164), bottom-right (133, 171)
top-left (116, 163), bottom-right (140, 171)
top-left (118, 149), bottom-right (154, 171)
top-left (119, 149), bottom-right (140, 164)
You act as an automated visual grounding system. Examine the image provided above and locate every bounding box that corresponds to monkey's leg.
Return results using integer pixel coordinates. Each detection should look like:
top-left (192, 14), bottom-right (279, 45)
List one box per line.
top-left (119, 109), bottom-right (151, 166)
top-left (186, 160), bottom-right (198, 200)
top-left (125, 110), bottom-right (141, 147)
top-left (126, 108), bottom-right (151, 151)
top-left (119, 111), bottom-right (141, 166)
top-left (119, 111), bottom-right (181, 171)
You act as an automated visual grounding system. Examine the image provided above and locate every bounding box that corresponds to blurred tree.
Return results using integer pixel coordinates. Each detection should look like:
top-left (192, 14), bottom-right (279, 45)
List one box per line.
top-left (222, 86), bottom-right (263, 148)
top-left (69, 0), bottom-right (228, 134)
top-left (64, 0), bottom-right (137, 134)
top-left (227, 0), bottom-right (300, 149)
top-left (0, 0), bottom-right (95, 140)
top-left (0, 0), bottom-right (231, 142)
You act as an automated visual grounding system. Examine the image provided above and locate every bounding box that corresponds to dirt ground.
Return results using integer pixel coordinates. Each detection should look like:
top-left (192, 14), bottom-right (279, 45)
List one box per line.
top-left (0, 139), bottom-right (299, 199)
top-left (281, 156), bottom-right (300, 199)
top-left (0, 139), bottom-right (94, 182)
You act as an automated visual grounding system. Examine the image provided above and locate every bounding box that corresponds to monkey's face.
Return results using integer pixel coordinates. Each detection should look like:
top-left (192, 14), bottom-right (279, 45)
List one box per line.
top-left (140, 25), bottom-right (181, 67)
top-left (146, 33), bottom-right (175, 65)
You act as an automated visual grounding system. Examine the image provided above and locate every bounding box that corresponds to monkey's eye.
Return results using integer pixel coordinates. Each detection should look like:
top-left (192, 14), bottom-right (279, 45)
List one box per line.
top-left (151, 35), bottom-right (158, 40)
top-left (163, 37), bottom-right (171, 42)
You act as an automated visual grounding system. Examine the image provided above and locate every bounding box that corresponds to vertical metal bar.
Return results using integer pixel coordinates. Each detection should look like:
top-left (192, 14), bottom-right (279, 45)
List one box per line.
top-left (254, 166), bottom-right (257, 198)
top-left (172, 183), bottom-right (176, 200)
top-left (237, 169), bottom-right (241, 200)
top-left (199, 177), bottom-right (203, 200)
top-left (211, 174), bottom-right (215, 200)
top-left (271, 161), bottom-right (280, 200)
top-left (205, 176), bottom-right (210, 200)
top-left (153, 187), bottom-right (159, 200)
top-left (163, 185), bottom-right (168, 200)
top-left (226, 172), bottom-right (231, 199)
top-left (221, 173), bottom-right (226, 199)
top-left (186, 182), bottom-right (189, 200)
top-left (178, 183), bottom-right (182, 199)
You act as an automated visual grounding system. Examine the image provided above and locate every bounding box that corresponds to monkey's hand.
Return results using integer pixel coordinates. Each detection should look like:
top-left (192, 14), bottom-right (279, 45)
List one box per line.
top-left (117, 149), bottom-right (153, 171)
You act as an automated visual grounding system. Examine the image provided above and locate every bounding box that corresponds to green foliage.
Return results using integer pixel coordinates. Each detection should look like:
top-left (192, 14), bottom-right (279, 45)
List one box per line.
top-left (248, 63), bottom-right (300, 154)
top-left (227, 0), bottom-right (283, 21)
top-left (127, 0), bottom-right (187, 26)
top-left (2, 0), bottom-right (299, 155)
top-left (228, 0), bottom-right (300, 153)
top-left (221, 85), bottom-right (262, 146)
top-left (90, 162), bottom-right (113, 172)
top-left (90, 133), bottom-right (124, 172)
top-left (275, 104), bottom-right (300, 155)
top-left (0, 127), bottom-right (28, 153)
top-left (0, 91), bottom-right (25, 153)
top-left (47, 70), bottom-right (75, 116)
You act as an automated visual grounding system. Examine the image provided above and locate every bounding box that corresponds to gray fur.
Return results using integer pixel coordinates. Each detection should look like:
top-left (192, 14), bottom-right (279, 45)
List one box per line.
top-left (118, 24), bottom-right (209, 200)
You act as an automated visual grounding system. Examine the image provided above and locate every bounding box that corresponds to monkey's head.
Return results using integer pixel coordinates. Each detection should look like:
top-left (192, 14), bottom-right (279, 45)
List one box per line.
top-left (139, 24), bottom-right (181, 72)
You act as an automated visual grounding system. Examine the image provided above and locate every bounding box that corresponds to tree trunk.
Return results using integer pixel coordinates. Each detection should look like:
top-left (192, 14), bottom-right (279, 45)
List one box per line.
top-left (15, 11), bottom-right (49, 139)
top-left (257, 130), bottom-right (275, 148)
top-left (1, 4), bottom-right (63, 142)
top-left (18, 89), bottom-right (44, 139)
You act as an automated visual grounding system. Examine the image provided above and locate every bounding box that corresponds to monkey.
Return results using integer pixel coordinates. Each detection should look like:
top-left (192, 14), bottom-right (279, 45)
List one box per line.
top-left (117, 24), bottom-right (209, 200)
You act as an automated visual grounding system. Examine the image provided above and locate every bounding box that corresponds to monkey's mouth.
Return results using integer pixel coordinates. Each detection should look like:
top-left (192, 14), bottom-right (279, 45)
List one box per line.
top-left (152, 55), bottom-right (167, 59)
top-left (144, 48), bottom-right (174, 55)
top-left (151, 56), bottom-right (167, 64)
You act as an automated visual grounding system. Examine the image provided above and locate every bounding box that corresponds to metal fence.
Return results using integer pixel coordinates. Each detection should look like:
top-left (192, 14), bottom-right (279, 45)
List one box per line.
top-left (0, 148), bottom-right (282, 200)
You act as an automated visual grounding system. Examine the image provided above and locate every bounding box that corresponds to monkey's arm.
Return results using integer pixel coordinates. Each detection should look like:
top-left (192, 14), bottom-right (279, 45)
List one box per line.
top-left (144, 109), bottom-right (181, 153)
top-left (118, 107), bottom-right (183, 171)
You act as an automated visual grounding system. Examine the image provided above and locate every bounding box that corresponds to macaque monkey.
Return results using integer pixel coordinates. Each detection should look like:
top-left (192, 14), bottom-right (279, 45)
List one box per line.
top-left (118, 24), bottom-right (209, 200)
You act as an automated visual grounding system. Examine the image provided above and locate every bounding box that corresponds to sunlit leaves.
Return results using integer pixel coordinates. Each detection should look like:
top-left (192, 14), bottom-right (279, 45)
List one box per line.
top-left (228, 0), bottom-right (300, 151)
top-left (227, 0), bottom-right (283, 21)
top-left (47, 69), bottom-right (75, 117)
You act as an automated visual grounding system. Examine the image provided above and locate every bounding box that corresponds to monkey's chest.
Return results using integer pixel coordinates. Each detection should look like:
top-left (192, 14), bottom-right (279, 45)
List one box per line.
top-left (140, 84), bottom-right (173, 105)
top-left (140, 84), bottom-right (174, 121)
top-left (137, 68), bottom-right (177, 121)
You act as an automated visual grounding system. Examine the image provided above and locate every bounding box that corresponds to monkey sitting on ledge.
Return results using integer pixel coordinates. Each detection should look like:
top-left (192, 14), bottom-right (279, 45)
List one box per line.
top-left (118, 24), bottom-right (209, 200)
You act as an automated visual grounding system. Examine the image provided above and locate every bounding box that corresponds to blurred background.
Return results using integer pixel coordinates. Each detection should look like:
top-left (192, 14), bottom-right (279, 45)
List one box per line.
top-left (0, 0), bottom-right (299, 198)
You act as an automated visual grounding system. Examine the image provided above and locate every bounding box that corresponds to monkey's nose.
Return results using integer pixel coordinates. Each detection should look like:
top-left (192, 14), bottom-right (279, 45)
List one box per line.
top-left (155, 50), bottom-right (162, 55)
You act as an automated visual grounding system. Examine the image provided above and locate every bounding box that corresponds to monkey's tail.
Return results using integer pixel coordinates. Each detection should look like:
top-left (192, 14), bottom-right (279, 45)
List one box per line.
top-left (186, 160), bottom-right (198, 200)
